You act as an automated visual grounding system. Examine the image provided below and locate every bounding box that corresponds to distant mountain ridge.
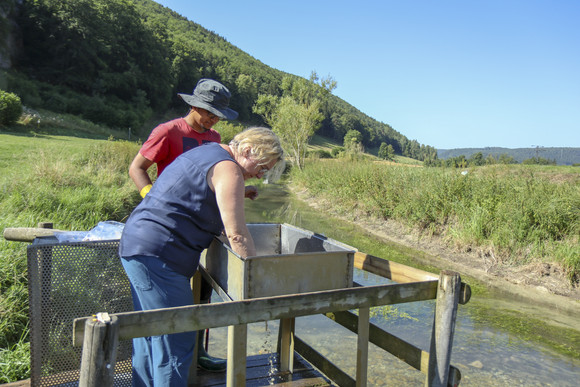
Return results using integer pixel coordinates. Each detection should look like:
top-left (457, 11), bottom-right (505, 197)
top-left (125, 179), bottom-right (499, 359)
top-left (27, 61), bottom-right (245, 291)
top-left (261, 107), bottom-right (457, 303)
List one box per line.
top-left (437, 147), bottom-right (580, 166)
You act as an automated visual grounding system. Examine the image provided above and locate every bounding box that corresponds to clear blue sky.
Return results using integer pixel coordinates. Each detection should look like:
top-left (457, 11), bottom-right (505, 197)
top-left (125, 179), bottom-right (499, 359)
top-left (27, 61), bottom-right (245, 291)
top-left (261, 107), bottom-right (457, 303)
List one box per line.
top-left (154, 0), bottom-right (579, 150)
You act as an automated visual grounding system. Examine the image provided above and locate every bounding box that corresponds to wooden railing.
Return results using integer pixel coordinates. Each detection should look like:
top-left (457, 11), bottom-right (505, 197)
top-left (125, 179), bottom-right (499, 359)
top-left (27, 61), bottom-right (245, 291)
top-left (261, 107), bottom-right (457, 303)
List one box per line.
top-left (72, 251), bottom-right (469, 387)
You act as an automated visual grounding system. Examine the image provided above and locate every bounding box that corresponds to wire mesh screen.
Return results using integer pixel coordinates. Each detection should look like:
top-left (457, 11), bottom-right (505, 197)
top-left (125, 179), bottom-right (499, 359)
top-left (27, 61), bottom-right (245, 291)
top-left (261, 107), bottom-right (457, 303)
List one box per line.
top-left (27, 238), bottom-right (133, 386)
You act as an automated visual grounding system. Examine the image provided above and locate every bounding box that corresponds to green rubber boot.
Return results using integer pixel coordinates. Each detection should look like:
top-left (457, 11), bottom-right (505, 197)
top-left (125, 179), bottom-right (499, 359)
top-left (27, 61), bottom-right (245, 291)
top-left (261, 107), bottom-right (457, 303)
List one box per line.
top-left (197, 329), bottom-right (227, 372)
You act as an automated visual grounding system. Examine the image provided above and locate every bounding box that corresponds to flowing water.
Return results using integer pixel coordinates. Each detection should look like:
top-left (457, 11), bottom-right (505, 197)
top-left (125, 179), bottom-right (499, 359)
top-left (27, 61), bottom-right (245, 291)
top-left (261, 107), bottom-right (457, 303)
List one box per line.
top-left (207, 183), bottom-right (580, 386)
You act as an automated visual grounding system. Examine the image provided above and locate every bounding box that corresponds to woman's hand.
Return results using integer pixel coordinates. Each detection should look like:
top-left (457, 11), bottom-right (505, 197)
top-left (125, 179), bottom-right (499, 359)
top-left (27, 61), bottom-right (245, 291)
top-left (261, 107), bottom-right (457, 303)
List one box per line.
top-left (244, 185), bottom-right (258, 200)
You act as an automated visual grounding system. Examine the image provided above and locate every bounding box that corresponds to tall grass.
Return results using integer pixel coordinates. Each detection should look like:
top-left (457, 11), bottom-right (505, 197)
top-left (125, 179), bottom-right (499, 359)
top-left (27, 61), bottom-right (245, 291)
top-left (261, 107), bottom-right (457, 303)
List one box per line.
top-left (0, 133), bottom-right (142, 382)
top-left (291, 160), bottom-right (580, 282)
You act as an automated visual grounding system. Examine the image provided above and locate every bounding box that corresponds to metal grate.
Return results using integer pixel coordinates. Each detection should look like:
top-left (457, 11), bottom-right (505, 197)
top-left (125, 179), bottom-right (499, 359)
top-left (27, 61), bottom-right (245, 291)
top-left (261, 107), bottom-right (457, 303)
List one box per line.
top-left (27, 238), bottom-right (133, 386)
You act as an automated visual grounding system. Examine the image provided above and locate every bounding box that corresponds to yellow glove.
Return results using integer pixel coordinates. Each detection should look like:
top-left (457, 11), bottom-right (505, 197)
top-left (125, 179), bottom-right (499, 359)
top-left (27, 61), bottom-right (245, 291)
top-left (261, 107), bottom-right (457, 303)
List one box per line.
top-left (140, 184), bottom-right (152, 198)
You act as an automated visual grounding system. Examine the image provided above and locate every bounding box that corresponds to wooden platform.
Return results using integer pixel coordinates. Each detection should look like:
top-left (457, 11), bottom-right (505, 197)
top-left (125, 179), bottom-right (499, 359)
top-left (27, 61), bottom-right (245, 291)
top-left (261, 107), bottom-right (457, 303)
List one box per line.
top-left (190, 353), bottom-right (333, 387)
top-left (1, 354), bottom-right (333, 387)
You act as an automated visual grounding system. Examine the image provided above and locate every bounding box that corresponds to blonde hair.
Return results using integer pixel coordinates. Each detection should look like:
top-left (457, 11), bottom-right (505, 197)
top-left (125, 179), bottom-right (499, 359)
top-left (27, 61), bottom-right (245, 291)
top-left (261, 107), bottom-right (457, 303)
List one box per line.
top-left (229, 127), bottom-right (284, 165)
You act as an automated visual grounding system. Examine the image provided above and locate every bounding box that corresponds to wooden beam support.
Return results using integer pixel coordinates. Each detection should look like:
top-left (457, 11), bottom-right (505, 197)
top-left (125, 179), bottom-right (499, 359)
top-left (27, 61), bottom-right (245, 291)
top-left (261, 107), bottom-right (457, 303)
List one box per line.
top-left (74, 281), bottom-right (438, 346)
top-left (279, 318), bottom-right (295, 373)
top-left (356, 307), bottom-right (369, 387)
top-left (78, 314), bottom-right (119, 387)
top-left (227, 324), bottom-right (247, 387)
top-left (294, 335), bottom-right (355, 387)
top-left (426, 271), bottom-right (461, 387)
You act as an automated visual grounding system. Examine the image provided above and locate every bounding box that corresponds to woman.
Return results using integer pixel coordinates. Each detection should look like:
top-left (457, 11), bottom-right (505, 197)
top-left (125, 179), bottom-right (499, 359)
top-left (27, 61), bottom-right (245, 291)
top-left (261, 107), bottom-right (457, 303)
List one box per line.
top-left (119, 127), bottom-right (284, 386)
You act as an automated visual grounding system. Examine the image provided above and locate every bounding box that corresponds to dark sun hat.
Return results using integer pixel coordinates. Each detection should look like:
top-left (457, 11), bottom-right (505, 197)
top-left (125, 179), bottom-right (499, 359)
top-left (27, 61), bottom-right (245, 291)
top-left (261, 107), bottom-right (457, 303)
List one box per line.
top-left (178, 78), bottom-right (238, 120)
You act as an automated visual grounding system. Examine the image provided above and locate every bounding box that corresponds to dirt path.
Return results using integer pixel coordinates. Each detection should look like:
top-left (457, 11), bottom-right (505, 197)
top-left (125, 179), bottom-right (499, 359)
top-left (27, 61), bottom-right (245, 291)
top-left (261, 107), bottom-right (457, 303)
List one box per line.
top-left (292, 187), bottom-right (580, 323)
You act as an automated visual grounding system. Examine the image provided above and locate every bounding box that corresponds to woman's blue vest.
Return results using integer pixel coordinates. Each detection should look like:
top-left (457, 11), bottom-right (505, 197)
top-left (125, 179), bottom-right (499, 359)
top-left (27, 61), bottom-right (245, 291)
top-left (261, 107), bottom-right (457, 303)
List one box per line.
top-left (119, 143), bottom-right (234, 277)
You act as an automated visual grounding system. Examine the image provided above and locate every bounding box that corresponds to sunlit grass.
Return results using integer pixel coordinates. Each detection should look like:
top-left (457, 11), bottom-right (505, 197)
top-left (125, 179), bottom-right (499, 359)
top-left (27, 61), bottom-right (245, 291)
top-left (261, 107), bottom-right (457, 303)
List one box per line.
top-left (291, 160), bottom-right (580, 283)
top-left (0, 130), bottom-right (142, 382)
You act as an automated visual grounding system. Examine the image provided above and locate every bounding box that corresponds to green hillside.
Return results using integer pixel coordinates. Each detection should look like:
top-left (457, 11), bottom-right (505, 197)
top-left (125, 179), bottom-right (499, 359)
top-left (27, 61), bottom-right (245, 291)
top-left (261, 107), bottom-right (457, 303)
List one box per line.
top-left (438, 147), bottom-right (580, 166)
top-left (0, 0), bottom-right (435, 162)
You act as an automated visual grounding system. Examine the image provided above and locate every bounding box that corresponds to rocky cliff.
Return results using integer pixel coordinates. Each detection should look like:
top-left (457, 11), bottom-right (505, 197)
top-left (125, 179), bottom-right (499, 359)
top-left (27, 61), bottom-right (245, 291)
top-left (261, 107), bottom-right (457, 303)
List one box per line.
top-left (0, 0), bottom-right (22, 70)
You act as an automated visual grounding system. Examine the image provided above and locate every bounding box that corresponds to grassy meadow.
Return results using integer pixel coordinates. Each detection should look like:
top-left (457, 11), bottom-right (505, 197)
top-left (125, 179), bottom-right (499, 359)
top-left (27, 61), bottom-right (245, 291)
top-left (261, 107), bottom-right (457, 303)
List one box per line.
top-left (290, 159), bottom-right (580, 283)
top-left (1, 112), bottom-right (579, 382)
top-left (0, 121), bottom-right (143, 382)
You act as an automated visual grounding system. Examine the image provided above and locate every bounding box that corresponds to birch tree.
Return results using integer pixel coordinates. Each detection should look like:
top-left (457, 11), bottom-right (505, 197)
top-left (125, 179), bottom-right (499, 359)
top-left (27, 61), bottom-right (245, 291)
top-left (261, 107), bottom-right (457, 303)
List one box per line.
top-left (273, 96), bottom-right (323, 170)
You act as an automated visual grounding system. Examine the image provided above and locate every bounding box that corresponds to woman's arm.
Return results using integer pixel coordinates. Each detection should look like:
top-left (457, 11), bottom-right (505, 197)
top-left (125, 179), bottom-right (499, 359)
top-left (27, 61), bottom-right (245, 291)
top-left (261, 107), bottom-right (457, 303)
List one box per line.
top-left (209, 161), bottom-right (256, 258)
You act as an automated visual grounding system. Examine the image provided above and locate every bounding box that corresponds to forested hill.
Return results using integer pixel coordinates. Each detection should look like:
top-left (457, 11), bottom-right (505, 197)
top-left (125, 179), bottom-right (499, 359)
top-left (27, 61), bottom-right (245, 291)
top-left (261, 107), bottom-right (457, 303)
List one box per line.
top-left (1, 0), bottom-right (436, 162)
top-left (438, 147), bottom-right (580, 166)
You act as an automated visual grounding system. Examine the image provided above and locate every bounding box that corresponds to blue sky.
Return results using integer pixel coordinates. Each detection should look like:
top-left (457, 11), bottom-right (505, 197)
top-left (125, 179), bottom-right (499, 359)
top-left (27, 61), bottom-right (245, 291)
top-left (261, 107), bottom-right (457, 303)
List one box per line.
top-left (154, 0), bottom-right (579, 150)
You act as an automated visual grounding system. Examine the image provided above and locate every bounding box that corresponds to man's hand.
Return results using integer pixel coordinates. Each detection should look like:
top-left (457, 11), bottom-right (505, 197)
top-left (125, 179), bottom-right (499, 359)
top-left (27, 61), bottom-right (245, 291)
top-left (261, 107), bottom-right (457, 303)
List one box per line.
top-left (244, 185), bottom-right (258, 200)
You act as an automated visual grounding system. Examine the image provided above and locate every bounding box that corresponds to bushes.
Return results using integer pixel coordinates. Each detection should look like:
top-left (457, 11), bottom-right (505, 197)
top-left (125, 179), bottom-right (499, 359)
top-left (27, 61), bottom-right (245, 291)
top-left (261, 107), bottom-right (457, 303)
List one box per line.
top-left (0, 90), bottom-right (22, 126)
top-left (7, 72), bottom-right (151, 130)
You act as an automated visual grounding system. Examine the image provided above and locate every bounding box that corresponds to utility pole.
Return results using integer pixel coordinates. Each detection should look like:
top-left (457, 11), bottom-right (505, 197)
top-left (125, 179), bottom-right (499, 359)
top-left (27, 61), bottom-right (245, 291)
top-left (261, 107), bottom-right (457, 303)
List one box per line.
top-left (531, 145), bottom-right (543, 159)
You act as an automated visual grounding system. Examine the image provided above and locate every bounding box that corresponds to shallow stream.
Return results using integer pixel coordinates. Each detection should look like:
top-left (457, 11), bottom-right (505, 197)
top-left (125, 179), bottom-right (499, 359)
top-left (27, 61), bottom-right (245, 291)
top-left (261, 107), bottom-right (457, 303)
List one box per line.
top-left (207, 183), bottom-right (579, 386)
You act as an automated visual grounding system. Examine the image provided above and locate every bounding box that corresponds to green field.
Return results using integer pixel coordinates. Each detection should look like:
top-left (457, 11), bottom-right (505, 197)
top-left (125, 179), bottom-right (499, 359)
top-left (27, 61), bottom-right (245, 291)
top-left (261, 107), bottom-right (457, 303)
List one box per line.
top-left (0, 129), bottom-right (142, 382)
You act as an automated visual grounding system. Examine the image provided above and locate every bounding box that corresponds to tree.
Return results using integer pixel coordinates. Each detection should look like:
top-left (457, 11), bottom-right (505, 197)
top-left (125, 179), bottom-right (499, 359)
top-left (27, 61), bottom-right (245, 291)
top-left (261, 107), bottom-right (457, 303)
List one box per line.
top-left (468, 152), bottom-right (485, 166)
top-left (253, 95), bottom-right (323, 169)
top-left (0, 90), bottom-right (22, 126)
top-left (522, 157), bottom-right (556, 165)
top-left (343, 129), bottom-right (364, 159)
top-left (378, 142), bottom-right (395, 161)
top-left (498, 154), bottom-right (517, 164)
top-left (233, 74), bottom-right (258, 122)
top-left (344, 130), bottom-right (363, 148)
top-left (485, 154), bottom-right (497, 165)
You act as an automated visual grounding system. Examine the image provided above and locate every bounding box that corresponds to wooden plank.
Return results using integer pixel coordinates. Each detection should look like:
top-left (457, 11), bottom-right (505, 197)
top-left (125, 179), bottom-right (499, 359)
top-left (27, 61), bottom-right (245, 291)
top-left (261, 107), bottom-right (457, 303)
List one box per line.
top-left (273, 378), bottom-right (331, 387)
top-left (3, 227), bottom-right (64, 242)
top-left (0, 380), bottom-right (30, 387)
top-left (354, 252), bottom-right (471, 305)
top-left (73, 281), bottom-right (439, 346)
top-left (354, 252), bottom-right (438, 283)
top-left (191, 353), bottom-right (331, 387)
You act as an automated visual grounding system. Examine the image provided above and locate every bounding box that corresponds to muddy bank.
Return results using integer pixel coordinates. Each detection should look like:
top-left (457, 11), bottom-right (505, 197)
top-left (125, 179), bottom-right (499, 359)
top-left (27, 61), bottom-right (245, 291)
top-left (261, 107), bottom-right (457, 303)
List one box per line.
top-left (291, 187), bottom-right (580, 326)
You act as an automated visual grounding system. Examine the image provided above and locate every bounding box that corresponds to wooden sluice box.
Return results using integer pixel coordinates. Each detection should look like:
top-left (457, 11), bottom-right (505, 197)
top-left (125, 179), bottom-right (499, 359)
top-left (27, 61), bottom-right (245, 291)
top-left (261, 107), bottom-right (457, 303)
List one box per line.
top-left (200, 223), bottom-right (356, 300)
top-left (198, 223), bottom-right (356, 386)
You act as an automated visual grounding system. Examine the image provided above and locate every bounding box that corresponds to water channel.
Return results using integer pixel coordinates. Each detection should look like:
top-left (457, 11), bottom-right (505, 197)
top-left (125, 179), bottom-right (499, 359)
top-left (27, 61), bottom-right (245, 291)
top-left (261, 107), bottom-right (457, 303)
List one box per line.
top-left (207, 183), bottom-right (580, 386)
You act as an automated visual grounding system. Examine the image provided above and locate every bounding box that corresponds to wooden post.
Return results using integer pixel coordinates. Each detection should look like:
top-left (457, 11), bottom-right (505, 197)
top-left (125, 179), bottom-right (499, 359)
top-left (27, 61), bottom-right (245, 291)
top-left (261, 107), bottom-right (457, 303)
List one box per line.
top-left (426, 271), bottom-right (461, 387)
top-left (227, 324), bottom-right (247, 387)
top-left (279, 317), bottom-right (295, 373)
top-left (356, 307), bottom-right (369, 387)
top-left (79, 314), bottom-right (120, 387)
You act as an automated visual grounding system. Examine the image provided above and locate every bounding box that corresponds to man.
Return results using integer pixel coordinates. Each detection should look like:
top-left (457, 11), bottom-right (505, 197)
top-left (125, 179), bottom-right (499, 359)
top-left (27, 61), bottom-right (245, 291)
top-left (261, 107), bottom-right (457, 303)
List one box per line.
top-left (128, 78), bottom-right (240, 372)
top-left (130, 78), bottom-right (239, 197)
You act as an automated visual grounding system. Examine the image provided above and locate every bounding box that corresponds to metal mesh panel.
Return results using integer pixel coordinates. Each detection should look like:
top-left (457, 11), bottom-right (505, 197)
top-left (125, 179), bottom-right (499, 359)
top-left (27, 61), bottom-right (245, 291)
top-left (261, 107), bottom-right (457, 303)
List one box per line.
top-left (27, 238), bottom-right (133, 386)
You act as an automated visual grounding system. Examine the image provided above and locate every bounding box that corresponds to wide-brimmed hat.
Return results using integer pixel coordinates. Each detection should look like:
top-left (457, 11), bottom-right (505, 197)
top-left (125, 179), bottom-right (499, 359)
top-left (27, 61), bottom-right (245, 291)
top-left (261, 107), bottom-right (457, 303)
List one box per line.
top-left (178, 78), bottom-right (238, 120)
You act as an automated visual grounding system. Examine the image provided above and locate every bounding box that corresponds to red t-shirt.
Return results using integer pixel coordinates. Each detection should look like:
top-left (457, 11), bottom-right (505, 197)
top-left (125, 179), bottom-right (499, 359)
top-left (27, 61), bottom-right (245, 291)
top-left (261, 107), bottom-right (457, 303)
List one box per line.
top-left (139, 117), bottom-right (221, 176)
